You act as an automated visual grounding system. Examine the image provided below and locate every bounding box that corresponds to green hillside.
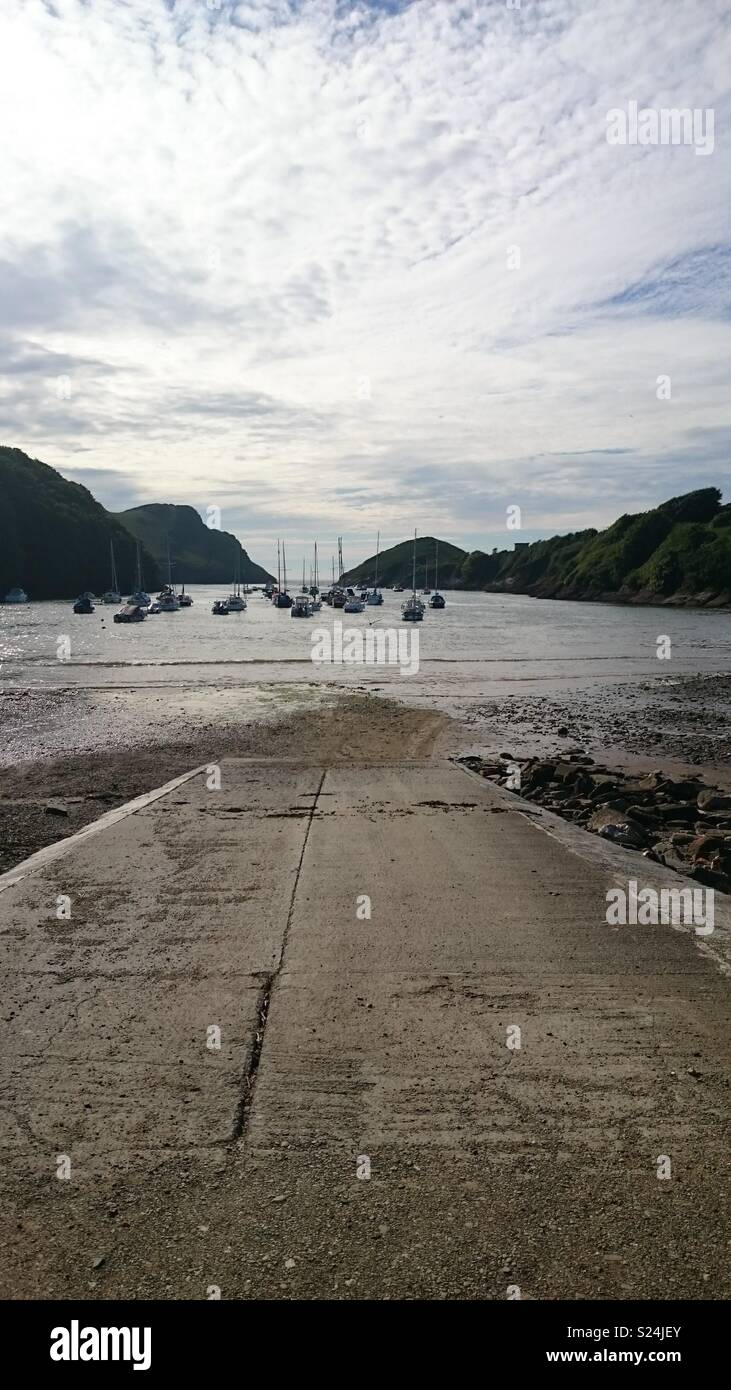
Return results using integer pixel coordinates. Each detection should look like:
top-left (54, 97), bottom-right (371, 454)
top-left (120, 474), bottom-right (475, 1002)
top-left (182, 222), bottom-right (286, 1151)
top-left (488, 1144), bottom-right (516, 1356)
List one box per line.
top-left (117, 504), bottom-right (274, 585)
top-left (341, 536), bottom-right (466, 588)
top-left (462, 488), bottom-right (731, 605)
top-left (0, 446), bottom-right (161, 599)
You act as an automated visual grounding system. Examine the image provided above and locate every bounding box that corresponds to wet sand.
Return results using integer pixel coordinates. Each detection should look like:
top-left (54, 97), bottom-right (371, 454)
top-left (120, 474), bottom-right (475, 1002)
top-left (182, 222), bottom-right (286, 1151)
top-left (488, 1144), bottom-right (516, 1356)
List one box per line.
top-left (0, 690), bottom-right (449, 874)
top-left (0, 671), bottom-right (729, 875)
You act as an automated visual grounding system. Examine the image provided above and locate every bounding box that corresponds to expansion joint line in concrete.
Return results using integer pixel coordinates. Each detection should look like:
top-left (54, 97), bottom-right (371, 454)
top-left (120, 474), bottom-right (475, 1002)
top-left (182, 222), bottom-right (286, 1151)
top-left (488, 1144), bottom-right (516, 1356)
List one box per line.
top-left (232, 769), bottom-right (327, 1142)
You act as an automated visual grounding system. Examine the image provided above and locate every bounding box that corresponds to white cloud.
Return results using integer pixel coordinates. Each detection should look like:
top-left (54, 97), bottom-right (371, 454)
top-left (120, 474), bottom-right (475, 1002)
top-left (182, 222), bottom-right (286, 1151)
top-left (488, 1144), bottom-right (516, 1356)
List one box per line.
top-left (1, 0), bottom-right (729, 566)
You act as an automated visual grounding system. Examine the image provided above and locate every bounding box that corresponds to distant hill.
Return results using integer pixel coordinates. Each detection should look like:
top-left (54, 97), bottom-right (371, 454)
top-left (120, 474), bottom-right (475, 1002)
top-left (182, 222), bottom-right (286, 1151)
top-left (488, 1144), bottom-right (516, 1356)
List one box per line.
top-left (462, 488), bottom-right (731, 607)
top-left (341, 536), bottom-right (466, 588)
top-left (116, 504), bottom-right (274, 585)
top-left (0, 446), bottom-right (161, 599)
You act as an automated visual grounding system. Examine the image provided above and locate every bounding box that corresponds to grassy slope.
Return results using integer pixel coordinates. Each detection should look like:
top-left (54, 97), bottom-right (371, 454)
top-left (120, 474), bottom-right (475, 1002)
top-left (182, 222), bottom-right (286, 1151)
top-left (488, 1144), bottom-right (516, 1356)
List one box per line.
top-left (0, 447), bottom-right (161, 599)
top-left (341, 536), bottom-right (467, 587)
top-left (462, 488), bottom-right (731, 604)
top-left (115, 504), bottom-right (274, 584)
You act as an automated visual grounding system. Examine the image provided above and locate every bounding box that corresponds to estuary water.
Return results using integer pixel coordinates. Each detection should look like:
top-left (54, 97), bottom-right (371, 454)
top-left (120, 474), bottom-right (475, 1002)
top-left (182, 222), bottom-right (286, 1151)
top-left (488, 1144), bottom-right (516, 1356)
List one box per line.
top-left (1, 588), bottom-right (729, 697)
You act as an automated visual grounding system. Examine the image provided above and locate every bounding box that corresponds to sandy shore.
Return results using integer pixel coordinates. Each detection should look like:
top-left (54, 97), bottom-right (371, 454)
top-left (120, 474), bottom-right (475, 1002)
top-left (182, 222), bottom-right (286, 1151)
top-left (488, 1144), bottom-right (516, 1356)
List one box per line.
top-left (1, 671), bottom-right (729, 875)
top-left (0, 690), bottom-right (449, 874)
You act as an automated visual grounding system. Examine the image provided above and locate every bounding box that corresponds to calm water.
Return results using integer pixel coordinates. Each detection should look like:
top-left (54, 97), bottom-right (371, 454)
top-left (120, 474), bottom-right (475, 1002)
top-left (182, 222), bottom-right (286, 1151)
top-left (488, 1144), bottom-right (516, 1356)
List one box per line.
top-left (1, 588), bottom-right (730, 700)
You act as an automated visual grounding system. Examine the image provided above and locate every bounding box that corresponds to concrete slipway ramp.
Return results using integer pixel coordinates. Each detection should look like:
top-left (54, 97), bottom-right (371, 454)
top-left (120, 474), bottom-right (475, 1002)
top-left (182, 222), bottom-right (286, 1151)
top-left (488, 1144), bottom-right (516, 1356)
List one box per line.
top-left (0, 758), bottom-right (729, 1300)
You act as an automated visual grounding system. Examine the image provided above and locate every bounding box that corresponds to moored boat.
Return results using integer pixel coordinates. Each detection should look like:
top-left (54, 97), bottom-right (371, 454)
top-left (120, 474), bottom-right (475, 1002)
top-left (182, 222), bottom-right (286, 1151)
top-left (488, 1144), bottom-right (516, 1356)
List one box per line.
top-left (73, 594), bottom-right (95, 614)
top-left (273, 540), bottom-right (293, 607)
top-left (401, 530), bottom-right (425, 621)
top-left (291, 593), bottom-right (313, 617)
top-left (113, 603), bottom-right (146, 623)
top-left (228, 552), bottom-right (247, 609)
top-left (428, 539), bottom-right (446, 607)
top-left (3, 587), bottom-right (28, 603)
top-left (157, 585), bottom-right (180, 612)
top-left (102, 540), bottom-right (121, 604)
top-left (212, 599), bottom-right (230, 615)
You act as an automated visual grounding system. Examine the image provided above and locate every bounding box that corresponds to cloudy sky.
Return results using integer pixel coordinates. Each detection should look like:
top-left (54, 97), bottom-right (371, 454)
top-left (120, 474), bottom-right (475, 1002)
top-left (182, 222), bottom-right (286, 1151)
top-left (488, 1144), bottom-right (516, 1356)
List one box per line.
top-left (1, 0), bottom-right (730, 571)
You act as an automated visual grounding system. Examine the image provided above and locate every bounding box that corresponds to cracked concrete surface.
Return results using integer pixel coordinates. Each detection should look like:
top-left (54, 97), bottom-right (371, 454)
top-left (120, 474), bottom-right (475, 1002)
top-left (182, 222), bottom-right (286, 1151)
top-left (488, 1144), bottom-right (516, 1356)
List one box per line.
top-left (0, 759), bottom-right (729, 1299)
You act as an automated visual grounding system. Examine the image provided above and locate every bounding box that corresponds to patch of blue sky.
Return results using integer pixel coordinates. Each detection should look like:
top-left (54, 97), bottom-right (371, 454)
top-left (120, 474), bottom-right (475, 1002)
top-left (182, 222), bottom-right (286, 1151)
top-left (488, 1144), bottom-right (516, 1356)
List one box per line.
top-left (598, 246), bottom-right (731, 319)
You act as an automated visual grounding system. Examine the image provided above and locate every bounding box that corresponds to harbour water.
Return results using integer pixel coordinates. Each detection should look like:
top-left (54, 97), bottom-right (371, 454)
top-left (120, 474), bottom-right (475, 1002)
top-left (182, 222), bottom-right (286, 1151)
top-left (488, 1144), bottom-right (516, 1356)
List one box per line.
top-left (2, 588), bottom-right (729, 692)
top-left (1, 589), bottom-right (730, 769)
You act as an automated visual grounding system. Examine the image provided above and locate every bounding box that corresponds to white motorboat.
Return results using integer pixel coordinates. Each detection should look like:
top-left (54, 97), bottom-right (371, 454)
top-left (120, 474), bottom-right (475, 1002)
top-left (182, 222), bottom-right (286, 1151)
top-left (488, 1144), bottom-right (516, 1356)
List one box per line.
top-left (157, 585), bottom-right (180, 612)
top-left (291, 593), bottom-right (313, 617)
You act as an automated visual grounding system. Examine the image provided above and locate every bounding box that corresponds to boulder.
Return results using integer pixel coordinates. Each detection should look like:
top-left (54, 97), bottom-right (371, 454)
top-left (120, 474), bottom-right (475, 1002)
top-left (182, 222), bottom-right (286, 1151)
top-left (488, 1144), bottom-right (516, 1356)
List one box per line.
top-left (689, 831), bottom-right (730, 864)
top-left (697, 789), bottom-right (731, 812)
top-left (523, 761), bottom-right (555, 789)
top-left (589, 807), bottom-right (648, 847)
top-left (652, 803), bottom-right (699, 825)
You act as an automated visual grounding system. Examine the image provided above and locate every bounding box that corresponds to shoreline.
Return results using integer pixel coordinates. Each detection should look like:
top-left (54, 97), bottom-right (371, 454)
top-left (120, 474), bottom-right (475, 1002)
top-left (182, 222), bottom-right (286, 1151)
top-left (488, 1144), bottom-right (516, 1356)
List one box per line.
top-left (1, 670), bottom-right (729, 876)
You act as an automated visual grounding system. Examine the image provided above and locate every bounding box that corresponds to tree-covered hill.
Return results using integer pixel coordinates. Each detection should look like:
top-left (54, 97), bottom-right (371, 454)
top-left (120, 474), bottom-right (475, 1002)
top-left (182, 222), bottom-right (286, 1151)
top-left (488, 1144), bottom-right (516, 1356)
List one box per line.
top-left (116, 504), bottom-right (274, 585)
top-left (0, 446), bottom-right (161, 599)
top-left (341, 536), bottom-right (466, 588)
top-left (462, 488), bottom-right (730, 606)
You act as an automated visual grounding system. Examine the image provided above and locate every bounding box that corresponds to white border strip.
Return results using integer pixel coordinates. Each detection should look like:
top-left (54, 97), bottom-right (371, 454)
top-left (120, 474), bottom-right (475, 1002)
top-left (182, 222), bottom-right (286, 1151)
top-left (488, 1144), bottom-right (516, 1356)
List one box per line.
top-left (0, 764), bottom-right (209, 896)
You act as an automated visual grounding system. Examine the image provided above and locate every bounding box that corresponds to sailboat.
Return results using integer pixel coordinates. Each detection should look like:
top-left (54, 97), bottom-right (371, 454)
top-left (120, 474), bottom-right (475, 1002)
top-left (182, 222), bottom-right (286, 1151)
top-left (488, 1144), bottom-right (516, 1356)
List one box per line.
top-left (291, 558), bottom-right (313, 616)
top-left (273, 540), bottom-right (293, 607)
top-left (228, 548), bottom-right (247, 610)
top-left (102, 540), bottom-right (121, 604)
top-left (428, 539), bottom-right (446, 608)
top-left (129, 542), bottom-right (151, 608)
top-left (178, 583), bottom-right (193, 607)
top-left (366, 531), bottom-right (383, 604)
top-left (401, 530), bottom-right (425, 622)
top-left (421, 557), bottom-right (431, 596)
top-left (310, 543), bottom-right (322, 611)
top-left (157, 538), bottom-right (180, 611)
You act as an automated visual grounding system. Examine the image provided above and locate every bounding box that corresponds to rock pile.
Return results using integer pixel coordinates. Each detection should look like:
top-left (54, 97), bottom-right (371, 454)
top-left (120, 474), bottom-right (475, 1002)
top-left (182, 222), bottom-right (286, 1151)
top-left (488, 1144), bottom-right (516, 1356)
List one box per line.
top-left (459, 752), bottom-right (731, 893)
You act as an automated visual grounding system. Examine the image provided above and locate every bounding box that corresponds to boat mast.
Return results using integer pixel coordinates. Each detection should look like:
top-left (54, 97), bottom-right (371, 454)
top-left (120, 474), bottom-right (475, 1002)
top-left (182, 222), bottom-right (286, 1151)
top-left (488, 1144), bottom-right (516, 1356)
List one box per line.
top-left (374, 530), bottom-right (379, 590)
top-left (282, 542), bottom-right (288, 593)
top-left (412, 528), bottom-right (417, 596)
top-left (277, 539), bottom-right (281, 591)
top-left (314, 541), bottom-right (318, 591)
top-left (135, 541), bottom-right (143, 592)
top-left (435, 539), bottom-right (439, 592)
top-left (110, 538), bottom-right (118, 593)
